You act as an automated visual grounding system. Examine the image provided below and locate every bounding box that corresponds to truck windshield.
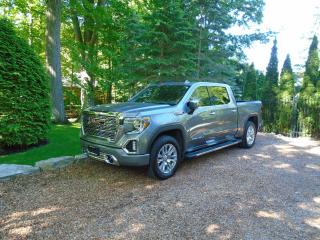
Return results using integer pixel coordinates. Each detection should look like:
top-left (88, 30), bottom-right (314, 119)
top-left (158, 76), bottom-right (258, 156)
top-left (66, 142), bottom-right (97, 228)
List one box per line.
top-left (130, 85), bottom-right (190, 105)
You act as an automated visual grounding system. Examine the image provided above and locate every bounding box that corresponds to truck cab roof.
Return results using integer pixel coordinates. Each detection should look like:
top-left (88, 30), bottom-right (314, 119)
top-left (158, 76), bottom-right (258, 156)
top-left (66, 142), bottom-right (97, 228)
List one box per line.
top-left (150, 81), bottom-right (230, 88)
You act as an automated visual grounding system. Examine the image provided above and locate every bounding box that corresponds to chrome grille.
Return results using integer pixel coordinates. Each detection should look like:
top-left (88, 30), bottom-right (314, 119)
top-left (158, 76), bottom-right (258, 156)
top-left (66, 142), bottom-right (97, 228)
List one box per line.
top-left (82, 112), bottom-right (119, 141)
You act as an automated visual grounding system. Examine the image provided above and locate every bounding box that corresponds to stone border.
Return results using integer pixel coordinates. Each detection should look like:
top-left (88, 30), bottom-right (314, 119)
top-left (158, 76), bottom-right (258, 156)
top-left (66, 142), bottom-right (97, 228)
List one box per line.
top-left (0, 153), bottom-right (88, 181)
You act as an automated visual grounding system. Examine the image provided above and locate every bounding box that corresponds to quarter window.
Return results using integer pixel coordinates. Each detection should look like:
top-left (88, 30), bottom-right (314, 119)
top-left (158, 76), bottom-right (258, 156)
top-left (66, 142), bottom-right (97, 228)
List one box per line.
top-left (207, 86), bottom-right (230, 105)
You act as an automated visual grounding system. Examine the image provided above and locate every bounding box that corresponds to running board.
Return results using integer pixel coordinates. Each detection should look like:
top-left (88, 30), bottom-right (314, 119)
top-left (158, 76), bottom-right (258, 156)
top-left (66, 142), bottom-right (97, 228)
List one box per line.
top-left (185, 139), bottom-right (242, 159)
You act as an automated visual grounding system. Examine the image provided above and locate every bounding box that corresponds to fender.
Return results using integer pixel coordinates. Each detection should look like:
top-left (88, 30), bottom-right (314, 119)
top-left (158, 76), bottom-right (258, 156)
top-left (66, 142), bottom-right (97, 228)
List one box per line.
top-left (240, 114), bottom-right (259, 135)
top-left (147, 123), bottom-right (188, 154)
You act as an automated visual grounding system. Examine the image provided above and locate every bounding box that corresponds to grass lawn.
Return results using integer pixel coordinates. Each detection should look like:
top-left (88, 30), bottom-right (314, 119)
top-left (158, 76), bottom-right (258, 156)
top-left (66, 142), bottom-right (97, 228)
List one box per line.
top-left (0, 123), bottom-right (81, 165)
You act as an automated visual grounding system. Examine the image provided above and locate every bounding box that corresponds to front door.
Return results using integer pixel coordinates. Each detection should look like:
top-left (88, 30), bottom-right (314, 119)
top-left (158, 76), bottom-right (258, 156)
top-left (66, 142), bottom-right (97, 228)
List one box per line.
top-left (186, 86), bottom-right (215, 150)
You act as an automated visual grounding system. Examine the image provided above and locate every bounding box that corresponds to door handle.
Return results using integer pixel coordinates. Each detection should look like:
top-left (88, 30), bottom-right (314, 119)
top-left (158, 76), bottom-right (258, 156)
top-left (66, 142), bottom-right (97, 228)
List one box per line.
top-left (231, 109), bottom-right (237, 112)
top-left (209, 111), bottom-right (216, 115)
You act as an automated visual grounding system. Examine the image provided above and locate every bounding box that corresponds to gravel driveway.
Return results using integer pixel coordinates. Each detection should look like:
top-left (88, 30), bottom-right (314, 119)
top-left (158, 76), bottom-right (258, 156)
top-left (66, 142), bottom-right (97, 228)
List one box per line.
top-left (1, 133), bottom-right (320, 240)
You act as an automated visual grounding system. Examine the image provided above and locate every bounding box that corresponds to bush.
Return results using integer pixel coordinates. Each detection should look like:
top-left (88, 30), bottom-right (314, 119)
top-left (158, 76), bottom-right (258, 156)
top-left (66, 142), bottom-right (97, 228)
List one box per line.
top-left (0, 19), bottom-right (50, 148)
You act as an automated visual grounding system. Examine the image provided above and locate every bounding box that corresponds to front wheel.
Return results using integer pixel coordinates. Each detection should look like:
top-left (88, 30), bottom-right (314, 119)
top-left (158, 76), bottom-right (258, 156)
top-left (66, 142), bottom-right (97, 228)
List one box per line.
top-left (241, 121), bottom-right (257, 148)
top-left (148, 135), bottom-right (181, 180)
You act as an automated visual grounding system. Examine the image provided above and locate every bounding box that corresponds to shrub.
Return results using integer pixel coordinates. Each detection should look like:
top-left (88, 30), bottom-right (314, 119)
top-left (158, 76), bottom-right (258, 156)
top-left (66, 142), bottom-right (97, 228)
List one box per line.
top-left (0, 18), bottom-right (50, 148)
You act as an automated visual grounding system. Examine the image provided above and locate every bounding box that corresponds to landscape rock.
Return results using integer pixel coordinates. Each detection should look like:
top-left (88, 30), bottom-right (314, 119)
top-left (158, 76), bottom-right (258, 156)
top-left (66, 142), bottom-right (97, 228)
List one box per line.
top-left (0, 164), bottom-right (40, 180)
top-left (74, 153), bottom-right (88, 163)
top-left (35, 156), bottom-right (75, 171)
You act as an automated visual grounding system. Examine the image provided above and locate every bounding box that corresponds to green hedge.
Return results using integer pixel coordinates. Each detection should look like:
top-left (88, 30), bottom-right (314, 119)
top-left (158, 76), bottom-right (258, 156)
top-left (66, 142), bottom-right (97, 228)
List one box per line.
top-left (0, 18), bottom-right (50, 147)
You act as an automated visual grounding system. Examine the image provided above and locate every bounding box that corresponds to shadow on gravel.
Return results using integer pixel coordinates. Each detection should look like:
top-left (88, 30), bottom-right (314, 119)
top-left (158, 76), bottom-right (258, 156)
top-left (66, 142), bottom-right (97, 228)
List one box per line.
top-left (0, 133), bottom-right (319, 239)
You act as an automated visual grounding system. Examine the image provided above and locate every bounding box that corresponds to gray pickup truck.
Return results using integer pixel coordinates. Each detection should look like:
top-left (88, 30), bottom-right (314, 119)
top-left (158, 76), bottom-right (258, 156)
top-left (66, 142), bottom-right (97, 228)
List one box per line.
top-left (80, 82), bottom-right (262, 179)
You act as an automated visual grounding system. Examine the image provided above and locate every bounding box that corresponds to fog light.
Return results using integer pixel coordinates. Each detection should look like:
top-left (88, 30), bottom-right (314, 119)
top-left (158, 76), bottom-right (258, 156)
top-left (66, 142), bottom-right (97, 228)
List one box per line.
top-left (124, 140), bottom-right (138, 153)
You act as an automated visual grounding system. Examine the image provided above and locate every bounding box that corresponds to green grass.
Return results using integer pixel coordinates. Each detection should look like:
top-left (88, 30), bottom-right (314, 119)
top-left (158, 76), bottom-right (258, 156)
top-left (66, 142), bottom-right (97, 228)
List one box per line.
top-left (0, 123), bottom-right (81, 165)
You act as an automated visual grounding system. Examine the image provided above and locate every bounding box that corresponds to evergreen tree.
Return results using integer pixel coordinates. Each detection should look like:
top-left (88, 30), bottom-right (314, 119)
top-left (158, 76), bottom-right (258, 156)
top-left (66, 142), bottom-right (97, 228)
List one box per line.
top-left (141, 0), bottom-right (197, 81)
top-left (277, 54), bottom-right (295, 134)
top-left (0, 18), bottom-right (50, 147)
top-left (243, 63), bottom-right (257, 100)
top-left (300, 35), bottom-right (319, 96)
top-left (256, 71), bottom-right (266, 100)
top-left (299, 35), bottom-right (320, 137)
top-left (279, 54), bottom-right (294, 100)
top-left (266, 39), bottom-right (279, 86)
top-left (262, 38), bottom-right (279, 132)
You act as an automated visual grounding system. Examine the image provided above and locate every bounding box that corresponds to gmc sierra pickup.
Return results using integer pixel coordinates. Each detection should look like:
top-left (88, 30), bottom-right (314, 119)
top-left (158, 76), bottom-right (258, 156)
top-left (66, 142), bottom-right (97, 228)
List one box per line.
top-left (80, 82), bottom-right (262, 179)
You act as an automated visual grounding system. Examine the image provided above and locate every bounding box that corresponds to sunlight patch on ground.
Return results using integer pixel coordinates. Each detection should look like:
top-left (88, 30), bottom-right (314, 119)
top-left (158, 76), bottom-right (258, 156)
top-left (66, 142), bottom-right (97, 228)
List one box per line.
top-left (314, 196), bottom-right (320, 204)
top-left (31, 207), bottom-right (60, 216)
top-left (9, 226), bottom-right (32, 237)
top-left (305, 164), bottom-right (320, 171)
top-left (272, 163), bottom-right (298, 173)
top-left (305, 217), bottom-right (320, 229)
top-left (176, 201), bottom-right (183, 207)
top-left (129, 223), bottom-right (145, 233)
top-left (255, 153), bottom-right (271, 159)
top-left (306, 146), bottom-right (320, 156)
top-left (206, 224), bottom-right (219, 234)
top-left (277, 135), bottom-right (320, 148)
top-left (274, 145), bottom-right (298, 155)
top-left (256, 210), bottom-right (283, 220)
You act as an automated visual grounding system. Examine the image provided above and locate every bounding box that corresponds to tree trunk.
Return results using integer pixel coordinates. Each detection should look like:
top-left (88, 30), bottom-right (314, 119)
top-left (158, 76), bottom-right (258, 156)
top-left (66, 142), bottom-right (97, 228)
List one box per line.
top-left (46, 0), bottom-right (67, 123)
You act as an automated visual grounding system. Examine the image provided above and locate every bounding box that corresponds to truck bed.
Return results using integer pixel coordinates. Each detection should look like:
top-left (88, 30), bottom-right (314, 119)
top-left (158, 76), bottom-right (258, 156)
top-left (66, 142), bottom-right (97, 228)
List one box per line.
top-left (236, 100), bottom-right (262, 132)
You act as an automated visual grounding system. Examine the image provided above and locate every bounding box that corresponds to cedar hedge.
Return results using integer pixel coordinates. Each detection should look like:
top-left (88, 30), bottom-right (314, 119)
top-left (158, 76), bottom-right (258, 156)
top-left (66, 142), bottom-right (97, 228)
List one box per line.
top-left (0, 18), bottom-right (50, 148)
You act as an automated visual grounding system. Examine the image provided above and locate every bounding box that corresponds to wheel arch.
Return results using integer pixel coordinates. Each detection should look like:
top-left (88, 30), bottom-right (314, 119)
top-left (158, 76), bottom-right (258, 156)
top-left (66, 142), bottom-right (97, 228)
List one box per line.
top-left (247, 115), bottom-right (259, 131)
top-left (147, 124), bottom-right (187, 158)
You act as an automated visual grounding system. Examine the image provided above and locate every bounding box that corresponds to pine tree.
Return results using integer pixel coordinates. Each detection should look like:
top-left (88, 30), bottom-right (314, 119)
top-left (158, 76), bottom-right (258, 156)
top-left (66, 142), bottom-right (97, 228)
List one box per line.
top-left (141, 0), bottom-right (197, 82)
top-left (279, 54), bottom-right (294, 100)
top-left (262, 38), bottom-right (279, 132)
top-left (300, 35), bottom-right (319, 96)
top-left (299, 35), bottom-right (320, 137)
top-left (243, 63), bottom-right (257, 100)
top-left (266, 39), bottom-right (279, 87)
top-left (277, 54), bottom-right (295, 134)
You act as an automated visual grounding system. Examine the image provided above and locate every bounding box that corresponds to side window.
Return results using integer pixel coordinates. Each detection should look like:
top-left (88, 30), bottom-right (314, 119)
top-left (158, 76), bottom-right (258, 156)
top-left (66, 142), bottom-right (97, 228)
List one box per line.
top-left (190, 86), bottom-right (211, 107)
top-left (207, 86), bottom-right (230, 105)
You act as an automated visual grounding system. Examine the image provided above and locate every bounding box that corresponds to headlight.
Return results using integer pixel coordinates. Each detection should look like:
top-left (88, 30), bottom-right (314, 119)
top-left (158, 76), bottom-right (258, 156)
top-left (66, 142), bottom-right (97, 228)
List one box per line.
top-left (124, 117), bottom-right (151, 134)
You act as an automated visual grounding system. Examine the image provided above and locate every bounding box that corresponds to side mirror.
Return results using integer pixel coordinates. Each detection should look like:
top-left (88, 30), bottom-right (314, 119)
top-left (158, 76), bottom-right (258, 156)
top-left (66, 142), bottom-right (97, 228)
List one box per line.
top-left (187, 101), bottom-right (198, 114)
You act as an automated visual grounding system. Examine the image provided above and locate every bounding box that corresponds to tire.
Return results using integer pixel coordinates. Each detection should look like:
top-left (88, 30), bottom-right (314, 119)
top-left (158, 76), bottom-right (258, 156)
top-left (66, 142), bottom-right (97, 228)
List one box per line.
top-left (241, 121), bottom-right (257, 148)
top-left (147, 135), bottom-right (181, 180)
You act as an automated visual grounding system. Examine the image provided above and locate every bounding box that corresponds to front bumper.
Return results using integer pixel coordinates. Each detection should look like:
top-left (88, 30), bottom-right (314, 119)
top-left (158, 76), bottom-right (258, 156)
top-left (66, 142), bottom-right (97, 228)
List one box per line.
top-left (80, 138), bottom-right (150, 167)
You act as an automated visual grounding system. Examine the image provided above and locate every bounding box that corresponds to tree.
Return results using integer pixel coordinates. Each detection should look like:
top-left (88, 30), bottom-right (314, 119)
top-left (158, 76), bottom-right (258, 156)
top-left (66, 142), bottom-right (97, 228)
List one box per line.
top-left (140, 0), bottom-right (197, 82)
top-left (46, 0), bottom-right (67, 123)
top-left (279, 54), bottom-right (294, 100)
top-left (300, 35), bottom-right (319, 96)
top-left (299, 35), bottom-right (320, 137)
top-left (242, 63), bottom-right (257, 100)
top-left (192, 0), bottom-right (267, 82)
top-left (0, 18), bottom-right (50, 147)
top-left (0, 0), bottom-right (47, 61)
top-left (277, 54), bottom-right (295, 134)
top-left (262, 38), bottom-right (279, 131)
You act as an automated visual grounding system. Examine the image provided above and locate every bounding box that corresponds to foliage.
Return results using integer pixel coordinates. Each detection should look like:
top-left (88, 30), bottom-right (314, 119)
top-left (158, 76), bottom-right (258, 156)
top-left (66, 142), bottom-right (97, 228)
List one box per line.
top-left (242, 63), bottom-right (257, 100)
top-left (276, 54), bottom-right (295, 134)
top-left (0, 18), bottom-right (50, 147)
top-left (262, 38), bottom-right (279, 132)
top-left (0, 124), bottom-right (81, 165)
top-left (0, 0), bottom-right (47, 62)
top-left (298, 35), bottom-right (320, 137)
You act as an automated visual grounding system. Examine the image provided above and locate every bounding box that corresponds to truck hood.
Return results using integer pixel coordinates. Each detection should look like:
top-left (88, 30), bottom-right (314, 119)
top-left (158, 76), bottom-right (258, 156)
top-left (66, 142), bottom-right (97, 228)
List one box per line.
top-left (87, 102), bottom-right (174, 116)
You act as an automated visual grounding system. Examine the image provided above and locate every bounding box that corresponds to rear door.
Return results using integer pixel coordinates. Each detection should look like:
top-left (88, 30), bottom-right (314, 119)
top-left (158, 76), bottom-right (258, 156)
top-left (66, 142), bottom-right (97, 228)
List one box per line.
top-left (206, 86), bottom-right (238, 143)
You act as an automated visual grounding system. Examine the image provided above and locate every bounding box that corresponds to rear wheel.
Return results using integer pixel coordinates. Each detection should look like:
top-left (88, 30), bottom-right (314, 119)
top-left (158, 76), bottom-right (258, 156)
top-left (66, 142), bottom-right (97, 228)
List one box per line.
top-left (241, 121), bottom-right (257, 148)
top-left (148, 135), bottom-right (181, 180)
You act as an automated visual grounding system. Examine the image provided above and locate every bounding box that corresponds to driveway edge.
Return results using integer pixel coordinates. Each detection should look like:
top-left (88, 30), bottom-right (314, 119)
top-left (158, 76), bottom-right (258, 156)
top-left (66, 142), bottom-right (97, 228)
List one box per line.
top-left (0, 153), bottom-right (88, 181)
